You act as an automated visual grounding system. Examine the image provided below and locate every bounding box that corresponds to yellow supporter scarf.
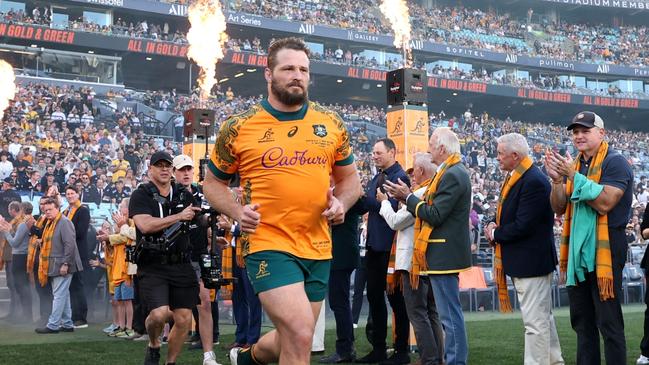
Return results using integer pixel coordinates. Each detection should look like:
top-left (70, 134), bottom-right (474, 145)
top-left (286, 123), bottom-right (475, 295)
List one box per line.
top-left (38, 212), bottom-right (62, 287)
top-left (560, 141), bottom-right (614, 301)
top-left (27, 216), bottom-right (48, 274)
top-left (494, 156), bottom-right (533, 313)
top-left (220, 231), bottom-right (234, 301)
top-left (386, 236), bottom-right (399, 294)
top-left (411, 153), bottom-right (462, 289)
top-left (386, 177), bottom-right (433, 293)
top-left (64, 200), bottom-right (82, 221)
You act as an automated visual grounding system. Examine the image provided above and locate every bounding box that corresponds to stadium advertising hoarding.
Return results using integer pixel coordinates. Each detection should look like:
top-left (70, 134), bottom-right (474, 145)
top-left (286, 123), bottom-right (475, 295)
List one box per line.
top-left (64, 0), bottom-right (649, 78)
top-left (4, 21), bottom-right (644, 110)
top-left (223, 51), bottom-right (649, 110)
top-left (540, 0), bottom-right (649, 10)
top-left (0, 22), bottom-right (188, 57)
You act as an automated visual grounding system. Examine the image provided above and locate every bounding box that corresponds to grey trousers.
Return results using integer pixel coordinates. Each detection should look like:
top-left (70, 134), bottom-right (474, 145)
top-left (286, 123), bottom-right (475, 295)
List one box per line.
top-left (402, 273), bottom-right (445, 365)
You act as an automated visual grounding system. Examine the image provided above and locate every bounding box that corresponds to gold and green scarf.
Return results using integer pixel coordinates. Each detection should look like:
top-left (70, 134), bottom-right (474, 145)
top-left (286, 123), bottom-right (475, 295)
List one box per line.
top-left (38, 212), bottom-right (62, 287)
top-left (64, 200), bottom-right (81, 221)
top-left (27, 216), bottom-right (47, 274)
top-left (560, 141), bottom-right (614, 301)
top-left (494, 156), bottom-right (533, 313)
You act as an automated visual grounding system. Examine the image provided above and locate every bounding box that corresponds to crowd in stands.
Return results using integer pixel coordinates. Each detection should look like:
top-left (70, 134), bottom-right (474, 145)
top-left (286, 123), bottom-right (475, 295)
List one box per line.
top-left (228, 0), bottom-right (649, 68)
top-left (0, 7), bottom-right (188, 43)
top-left (2, 5), bottom-right (648, 100)
top-left (208, 38), bottom-right (649, 99)
top-left (2, 2), bottom-right (649, 69)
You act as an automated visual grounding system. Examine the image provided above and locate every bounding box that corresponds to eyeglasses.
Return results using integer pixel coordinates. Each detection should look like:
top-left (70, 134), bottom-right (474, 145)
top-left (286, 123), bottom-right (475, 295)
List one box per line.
top-left (153, 163), bottom-right (172, 170)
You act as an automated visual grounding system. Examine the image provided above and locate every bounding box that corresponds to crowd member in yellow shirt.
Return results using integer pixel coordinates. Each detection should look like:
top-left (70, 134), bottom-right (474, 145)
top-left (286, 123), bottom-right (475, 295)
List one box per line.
top-left (204, 37), bottom-right (361, 365)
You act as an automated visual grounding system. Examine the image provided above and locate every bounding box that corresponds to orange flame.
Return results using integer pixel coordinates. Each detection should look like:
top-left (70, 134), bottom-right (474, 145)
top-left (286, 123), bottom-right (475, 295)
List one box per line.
top-left (379, 0), bottom-right (413, 67)
top-left (0, 60), bottom-right (16, 119)
top-left (187, 0), bottom-right (228, 100)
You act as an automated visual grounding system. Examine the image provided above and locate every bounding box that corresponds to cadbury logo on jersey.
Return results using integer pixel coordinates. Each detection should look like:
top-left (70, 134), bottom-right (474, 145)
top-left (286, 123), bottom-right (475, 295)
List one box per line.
top-left (261, 147), bottom-right (328, 169)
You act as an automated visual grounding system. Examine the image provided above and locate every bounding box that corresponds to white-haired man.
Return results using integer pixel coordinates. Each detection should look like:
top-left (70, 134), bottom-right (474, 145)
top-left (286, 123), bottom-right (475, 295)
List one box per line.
top-left (385, 127), bottom-right (472, 365)
top-left (485, 133), bottom-right (564, 365)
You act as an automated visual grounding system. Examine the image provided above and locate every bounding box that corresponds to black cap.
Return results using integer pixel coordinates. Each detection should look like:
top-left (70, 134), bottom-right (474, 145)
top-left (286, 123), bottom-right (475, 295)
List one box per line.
top-left (567, 111), bottom-right (604, 130)
top-left (150, 151), bottom-right (173, 166)
top-left (3, 177), bottom-right (13, 185)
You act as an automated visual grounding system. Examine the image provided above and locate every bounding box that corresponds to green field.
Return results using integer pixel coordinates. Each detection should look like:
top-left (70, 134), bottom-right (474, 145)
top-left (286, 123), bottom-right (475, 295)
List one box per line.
top-left (0, 305), bottom-right (646, 364)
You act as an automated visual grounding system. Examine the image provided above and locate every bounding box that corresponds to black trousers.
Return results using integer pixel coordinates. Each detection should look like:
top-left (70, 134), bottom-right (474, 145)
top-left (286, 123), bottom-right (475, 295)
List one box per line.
top-left (365, 247), bottom-right (409, 353)
top-left (567, 230), bottom-right (627, 365)
top-left (328, 268), bottom-right (355, 356)
top-left (70, 270), bottom-right (88, 322)
top-left (11, 254), bottom-right (32, 320)
top-left (132, 275), bottom-right (147, 335)
top-left (351, 257), bottom-right (367, 325)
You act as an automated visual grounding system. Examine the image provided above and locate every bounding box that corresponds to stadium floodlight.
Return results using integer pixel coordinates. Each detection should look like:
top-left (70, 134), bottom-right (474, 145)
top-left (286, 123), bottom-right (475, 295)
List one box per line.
top-left (234, 73), bottom-right (244, 78)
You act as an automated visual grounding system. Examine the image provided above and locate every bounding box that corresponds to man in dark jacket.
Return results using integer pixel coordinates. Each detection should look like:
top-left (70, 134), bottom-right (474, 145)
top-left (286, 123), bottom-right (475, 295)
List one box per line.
top-left (357, 138), bottom-right (410, 365)
top-left (485, 133), bottom-right (564, 365)
top-left (319, 199), bottom-right (363, 364)
top-left (0, 177), bottom-right (22, 220)
top-left (385, 127), bottom-right (471, 365)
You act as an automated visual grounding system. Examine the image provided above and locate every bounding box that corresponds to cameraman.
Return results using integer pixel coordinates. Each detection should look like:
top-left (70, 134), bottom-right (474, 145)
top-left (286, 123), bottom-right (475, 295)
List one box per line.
top-left (172, 154), bottom-right (220, 365)
top-left (128, 151), bottom-right (201, 365)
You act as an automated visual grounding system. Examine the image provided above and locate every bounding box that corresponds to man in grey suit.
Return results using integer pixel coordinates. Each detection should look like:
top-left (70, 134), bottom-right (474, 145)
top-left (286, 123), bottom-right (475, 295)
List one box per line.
top-left (385, 127), bottom-right (472, 365)
top-left (35, 196), bottom-right (83, 334)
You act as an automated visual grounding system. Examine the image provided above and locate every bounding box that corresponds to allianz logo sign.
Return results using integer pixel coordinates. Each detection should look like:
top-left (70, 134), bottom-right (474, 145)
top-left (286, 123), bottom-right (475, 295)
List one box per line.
top-left (505, 54), bottom-right (518, 63)
top-left (168, 4), bottom-right (188, 16)
top-left (597, 64), bottom-right (610, 74)
top-left (298, 23), bottom-right (315, 34)
top-left (409, 40), bottom-right (423, 50)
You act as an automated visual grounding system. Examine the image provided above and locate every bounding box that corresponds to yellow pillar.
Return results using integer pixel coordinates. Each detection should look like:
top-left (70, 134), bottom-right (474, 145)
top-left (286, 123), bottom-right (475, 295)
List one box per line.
top-left (182, 135), bottom-right (214, 182)
top-left (386, 104), bottom-right (429, 169)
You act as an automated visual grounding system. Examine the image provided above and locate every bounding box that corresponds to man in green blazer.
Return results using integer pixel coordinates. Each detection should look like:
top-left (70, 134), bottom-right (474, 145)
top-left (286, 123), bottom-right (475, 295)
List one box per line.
top-left (384, 127), bottom-right (472, 365)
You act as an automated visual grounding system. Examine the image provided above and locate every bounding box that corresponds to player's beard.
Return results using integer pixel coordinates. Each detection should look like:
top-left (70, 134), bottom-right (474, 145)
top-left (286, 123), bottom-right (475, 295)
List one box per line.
top-left (270, 79), bottom-right (308, 106)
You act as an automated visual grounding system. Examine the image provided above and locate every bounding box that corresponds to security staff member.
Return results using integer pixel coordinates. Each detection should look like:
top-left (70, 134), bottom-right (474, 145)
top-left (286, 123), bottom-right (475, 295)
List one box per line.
top-left (129, 151), bottom-right (201, 365)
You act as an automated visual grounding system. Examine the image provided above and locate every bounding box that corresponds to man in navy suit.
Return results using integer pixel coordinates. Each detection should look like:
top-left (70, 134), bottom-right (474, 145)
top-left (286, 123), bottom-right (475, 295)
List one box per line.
top-left (485, 133), bottom-right (564, 365)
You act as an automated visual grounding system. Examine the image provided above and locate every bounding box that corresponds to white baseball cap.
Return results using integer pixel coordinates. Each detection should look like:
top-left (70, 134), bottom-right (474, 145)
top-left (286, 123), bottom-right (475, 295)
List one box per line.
top-left (172, 154), bottom-right (194, 169)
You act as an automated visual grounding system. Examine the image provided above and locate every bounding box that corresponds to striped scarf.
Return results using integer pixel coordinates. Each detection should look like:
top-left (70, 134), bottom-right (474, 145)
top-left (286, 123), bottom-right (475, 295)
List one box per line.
top-left (560, 141), bottom-right (614, 301)
top-left (386, 236), bottom-right (399, 294)
top-left (38, 212), bottom-right (62, 287)
top-left (27, 216), bottom-right (48, 274)
top-left (386, 177), bottom-right (433, 293)
top-left (411, 153), bottom-right (462, 289)
top-left (494, 156), bottom-right (533, 313)
top-left (220, 231), bottom-right (234, 301)
top-left (64, 200), bottom-right (81, 220)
